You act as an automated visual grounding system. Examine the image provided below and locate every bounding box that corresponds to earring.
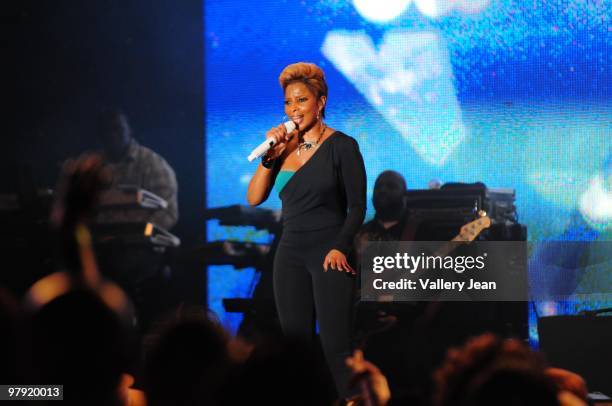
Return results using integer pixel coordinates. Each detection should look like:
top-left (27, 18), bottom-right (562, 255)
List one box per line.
top-left (316, 110), bottom-right (321, 121)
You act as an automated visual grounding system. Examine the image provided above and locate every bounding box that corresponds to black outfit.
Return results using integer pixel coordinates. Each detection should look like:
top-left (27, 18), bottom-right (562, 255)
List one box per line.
top-left (273, 131), bottom-right (367, 397)
top-left (357, 216), bottom-right (406, 242)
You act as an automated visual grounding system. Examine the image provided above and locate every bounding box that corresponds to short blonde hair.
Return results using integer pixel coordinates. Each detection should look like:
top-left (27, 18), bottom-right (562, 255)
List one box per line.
top-left (279, 62), bottom-right (328, 118)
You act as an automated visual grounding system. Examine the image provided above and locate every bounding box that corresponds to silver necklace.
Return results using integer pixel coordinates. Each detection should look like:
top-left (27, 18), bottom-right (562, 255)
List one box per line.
top-left (297, 123), bottom-right (326, 156)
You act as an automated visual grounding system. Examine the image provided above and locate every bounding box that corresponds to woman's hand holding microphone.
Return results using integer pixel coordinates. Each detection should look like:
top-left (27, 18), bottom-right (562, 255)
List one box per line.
top-left (263, 123), bottom-right (294, 163)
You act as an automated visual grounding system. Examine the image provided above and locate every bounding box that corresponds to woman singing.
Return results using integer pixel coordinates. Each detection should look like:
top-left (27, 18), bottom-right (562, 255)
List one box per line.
top-left (247, 62), bottom-right (367, 397)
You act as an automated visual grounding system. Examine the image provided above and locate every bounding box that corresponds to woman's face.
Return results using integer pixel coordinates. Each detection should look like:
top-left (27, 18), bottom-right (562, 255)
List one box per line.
top-left (284, 81), bottom-right (325, 131)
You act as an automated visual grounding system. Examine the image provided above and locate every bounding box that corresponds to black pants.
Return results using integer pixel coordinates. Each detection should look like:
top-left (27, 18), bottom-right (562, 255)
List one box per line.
top-left (273, 225), bottom-right (355, 398)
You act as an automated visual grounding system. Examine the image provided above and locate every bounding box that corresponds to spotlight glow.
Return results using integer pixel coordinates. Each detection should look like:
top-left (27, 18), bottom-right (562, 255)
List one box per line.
top-left (352, 0), bottom-right (412, 23)
top-left (414, 0), bottom-right (454, 18)
top-left (414, 0), bottom-right (490, 18)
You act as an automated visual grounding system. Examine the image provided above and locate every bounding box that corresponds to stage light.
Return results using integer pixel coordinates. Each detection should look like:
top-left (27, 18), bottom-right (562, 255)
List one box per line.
top-left (322, 30), bottom-right (467, 166)
top-left (413, 0), bottom-right (453, 18)
top-left (352, 0), bottom-right (412, 23)
top-left (414, 0), bottom-right (490, 18)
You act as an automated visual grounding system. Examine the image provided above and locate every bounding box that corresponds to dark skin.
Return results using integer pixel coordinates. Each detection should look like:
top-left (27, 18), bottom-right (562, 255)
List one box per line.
top-left (96, 113), bottom-right (132, 162)
top-left (246, 81), bottom-right (355, 275)
top-left (372, 171), bottom-right (406, 226)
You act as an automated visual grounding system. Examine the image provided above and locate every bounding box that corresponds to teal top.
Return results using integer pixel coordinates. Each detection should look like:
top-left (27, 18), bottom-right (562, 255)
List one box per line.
top-left (275, 170), bottom-right (295, 194)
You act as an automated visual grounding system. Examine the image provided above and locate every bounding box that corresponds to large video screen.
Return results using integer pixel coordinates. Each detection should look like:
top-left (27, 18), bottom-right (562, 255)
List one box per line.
top-left (205, 0), bottom-right (611, 339)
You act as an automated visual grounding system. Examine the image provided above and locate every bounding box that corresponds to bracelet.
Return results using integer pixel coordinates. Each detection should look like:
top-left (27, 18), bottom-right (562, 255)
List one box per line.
top-left (261, 155), bottom-right (276, 169)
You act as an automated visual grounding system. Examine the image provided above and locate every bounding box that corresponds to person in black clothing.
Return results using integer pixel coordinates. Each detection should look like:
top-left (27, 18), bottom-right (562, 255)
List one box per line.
top-left (356, 170), bottom-right (408, 247)
top-left (247, 62), bottom-right (367, 398)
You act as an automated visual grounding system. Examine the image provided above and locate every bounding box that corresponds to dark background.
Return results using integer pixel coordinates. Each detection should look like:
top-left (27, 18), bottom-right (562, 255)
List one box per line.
top-left (3, 0), bottom-right (205, 302)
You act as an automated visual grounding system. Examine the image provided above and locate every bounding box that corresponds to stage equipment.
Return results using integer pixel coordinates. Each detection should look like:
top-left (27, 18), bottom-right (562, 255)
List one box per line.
top-left (91, 222), bottom-right (180, 248)
top-left (204, 204), bottom-right (281, 232)
top-left (403, 183), bottom-right (523, 241)
top-left (357, 184), bottom-right (527, 401)
top-left (99, 186), bottom-right (168, 209)
top-left (204, 205), bottom-right (282, 341)
top-left (191, 241), bottom-right (271, 269)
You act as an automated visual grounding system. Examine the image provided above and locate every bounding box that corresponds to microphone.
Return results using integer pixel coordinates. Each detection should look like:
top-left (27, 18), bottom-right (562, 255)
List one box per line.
top-left (247, 121), bottom-right (296, 162)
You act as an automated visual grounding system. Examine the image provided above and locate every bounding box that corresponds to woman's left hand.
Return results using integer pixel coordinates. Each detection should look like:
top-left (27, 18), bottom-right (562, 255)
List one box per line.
top-left (323, 249), bottom-right (355, 275)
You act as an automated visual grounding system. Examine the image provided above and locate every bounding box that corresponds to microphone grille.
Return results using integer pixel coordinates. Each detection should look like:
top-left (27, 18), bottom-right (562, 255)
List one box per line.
top-left (283, 121), bottom-right (296, 133)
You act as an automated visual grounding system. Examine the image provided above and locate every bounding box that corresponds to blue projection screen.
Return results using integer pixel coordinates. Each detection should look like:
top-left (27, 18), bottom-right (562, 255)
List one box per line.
top-left (205, 0), bottom-right (611, 340)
